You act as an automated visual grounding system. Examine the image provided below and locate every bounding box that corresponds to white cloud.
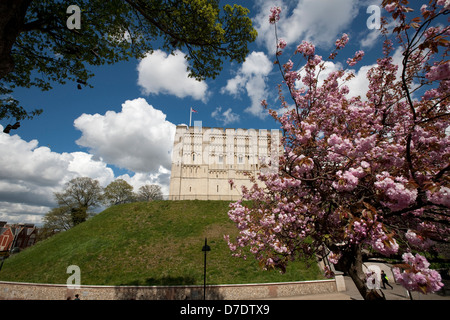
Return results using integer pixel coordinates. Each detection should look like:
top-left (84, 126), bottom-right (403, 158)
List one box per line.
top-left (117, 167), bottom-right (171, 198)
top-left (137, 50), bottom-right (209, 102)
top-left (0, 98), bottom-right (176, 224)
top-left (345, 46), bottom-right (404, 99)
top-left (222, 51), bottom-right (273, 118)
top-left (211, 106), bottom-right (240, 126)
top-left (294, 60), bottom-right (374, 101)
top-left (74, 98), bottom-right (176, 174)
top-left (0, 128), bottom-right (115, 224)
top-left (254, 0), bottom-right (360, 53)
top-left (292, 45), bottom-right (405, 103)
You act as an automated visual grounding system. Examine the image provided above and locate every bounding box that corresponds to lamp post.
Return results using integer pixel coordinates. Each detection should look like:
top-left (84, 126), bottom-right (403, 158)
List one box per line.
top-left (202, 238), bottom-right (211, 300)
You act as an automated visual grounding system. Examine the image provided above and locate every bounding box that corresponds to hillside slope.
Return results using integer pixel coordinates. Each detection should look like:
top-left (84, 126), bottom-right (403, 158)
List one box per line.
top-left (0, 200), bottom-right (323, 285)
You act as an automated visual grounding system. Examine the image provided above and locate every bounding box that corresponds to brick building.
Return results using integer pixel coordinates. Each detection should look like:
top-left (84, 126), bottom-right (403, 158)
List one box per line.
top-left (0, 221), bottom-right (37, 252)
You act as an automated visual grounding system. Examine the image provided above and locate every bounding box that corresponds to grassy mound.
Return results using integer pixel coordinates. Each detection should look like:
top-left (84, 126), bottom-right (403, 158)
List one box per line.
top-left (0, 200), bottom-right (323, 286)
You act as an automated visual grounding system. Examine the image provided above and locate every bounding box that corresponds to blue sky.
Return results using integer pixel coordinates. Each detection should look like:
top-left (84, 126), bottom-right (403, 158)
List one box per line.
top-left (1, 0), bottom-right (428, 224)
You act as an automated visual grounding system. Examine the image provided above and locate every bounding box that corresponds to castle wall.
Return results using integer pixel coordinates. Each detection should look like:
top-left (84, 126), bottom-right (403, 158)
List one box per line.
top-left (169, 125), bottom-right (281, 201)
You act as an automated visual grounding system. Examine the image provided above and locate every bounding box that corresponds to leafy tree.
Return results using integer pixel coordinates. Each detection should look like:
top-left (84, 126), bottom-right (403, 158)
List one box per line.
top-left (54, 176), bottom-right (103, 225)
top-left (138, 184), bottom-right (164, 201)
top-left (103, 178), bottom-right (135, 206)
top-left (227, 1), bottom-right (449, 300)
top-left (39, 206), bottom-right (73, 240)
top-left (0, 0), bottom-right (257, 120)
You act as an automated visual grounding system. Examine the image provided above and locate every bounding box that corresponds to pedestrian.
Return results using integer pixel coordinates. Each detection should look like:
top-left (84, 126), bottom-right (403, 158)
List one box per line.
top-left (74, 294), bottom-right (80, 300)
top-left (381, 270), bottom-right (393, 289)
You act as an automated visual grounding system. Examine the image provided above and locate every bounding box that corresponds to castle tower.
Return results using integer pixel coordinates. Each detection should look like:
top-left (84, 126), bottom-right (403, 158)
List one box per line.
top-left (169, 123), bottom-right (281, 200)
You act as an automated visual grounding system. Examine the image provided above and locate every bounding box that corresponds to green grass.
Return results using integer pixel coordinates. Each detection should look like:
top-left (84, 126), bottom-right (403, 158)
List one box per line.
top-left (0, 200), bottom-right (323, 286)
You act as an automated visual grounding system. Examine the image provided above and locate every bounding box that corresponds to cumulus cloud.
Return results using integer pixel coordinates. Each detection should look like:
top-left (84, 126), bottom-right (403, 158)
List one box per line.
top-left (254, 0), bottom-right (360, 52)
top-left (221, 51), bottom-right (273, 118)
top-left (0, 99), bottom-right (177, 224)
top-left (0, 128), bottom-right (116, 224)
top-left (292, 46), bottom-right (405, 103)
top-left (117, 167), bottom-right (171, 198)
top-left (74, 98), bottom-right (176, 174)
top-left (137, 50), bottom-right (209, 102)
top-left (211, 106), bottom-right (240, 126)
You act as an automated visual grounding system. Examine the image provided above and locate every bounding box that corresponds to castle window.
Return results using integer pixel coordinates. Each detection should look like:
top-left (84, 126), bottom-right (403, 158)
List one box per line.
top-left (217, 185), bottom-right (219, 192)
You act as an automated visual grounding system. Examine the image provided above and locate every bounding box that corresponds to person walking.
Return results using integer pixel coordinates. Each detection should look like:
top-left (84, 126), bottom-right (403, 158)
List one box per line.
top-left (381, 270), bottom-right (393, 289)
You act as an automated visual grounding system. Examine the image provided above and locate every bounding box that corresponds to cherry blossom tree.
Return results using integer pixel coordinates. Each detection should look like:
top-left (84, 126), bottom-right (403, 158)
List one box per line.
top-left (227, 0), bottom-right (449, 300)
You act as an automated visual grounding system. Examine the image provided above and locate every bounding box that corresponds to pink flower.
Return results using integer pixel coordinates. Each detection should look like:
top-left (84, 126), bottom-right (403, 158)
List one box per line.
top-left (420, 4), bottom-right (428, 14)
top-left (425, 62), bottom-right (450, 81)
top-left (427, 186), bottom-right (450, 207)
top-left (269, 6), bottom-right (282, 24)
top-left (405, 230), bottom-right (435, 250)
top-left (347, 50), bottom-right (365, 66)
top-left (328, 252), bottom-right (341, 265)
top-left (374, 173), bottom-right (418, 211)
top-left (423, 88), bottom-right (439, 100)
top-left (277, 39), bottom-right (287, 49)
top-left (437, 0), bottom-right (450, 10)
top-left (335, 33), bottom-right (349, 49)
top-left (332, 169), bottom-right (361, 192)
top-left (296, 41), bottom-right (315, 56)
top-left (393, 253), bottom-right (444, 293)
top-left (385, 3), bottom-right (397, 12)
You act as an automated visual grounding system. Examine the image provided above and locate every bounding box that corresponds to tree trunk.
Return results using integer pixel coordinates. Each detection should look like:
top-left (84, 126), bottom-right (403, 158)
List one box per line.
top-left (0, 0), bottom-right (32, 79)
top-left (339, 244), bottom-right (385, 300)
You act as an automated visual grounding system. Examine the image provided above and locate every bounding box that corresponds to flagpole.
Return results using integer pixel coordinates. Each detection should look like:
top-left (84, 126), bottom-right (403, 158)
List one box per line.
top-left (189, 107), bottom-right (192, 127)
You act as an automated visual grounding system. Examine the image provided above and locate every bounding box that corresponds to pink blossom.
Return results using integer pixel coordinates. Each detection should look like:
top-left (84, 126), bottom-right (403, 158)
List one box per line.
top-left (323, 265), bottom-right (335, 278)
top-left (426, 62), bottom-right (450, 81)
top-left (374, 172), bottom-right (418, 211)
top-left (227, 5), bottom-right (449, 299)
top-left (369, 225), bottom-right (399, 256)
top-left (423, 88), bottom-right (439, 100)
top-left (296, 41), bottom-right (315, 56)
top-left (335, 33), bottom-right (349, 49)
top-left (332, 169), bottom-right (361, 192)
top-left (405, 230), bottom-right (435, 250)
top-left (328, 252), bottom-right (341, 265)
top-left (269, 6), bottom-right (282, 24)
top-left (361, 161), bottom-right (370, 169)
top-left (277, 39), bottom-right (287, 49)
top-left (427, 186), bottom-right (450, 207)
top-left (385, 3), bottom-right (397, 12)
top-left (347, 50), bottom-right (365, 66)
top-left (420, 4), bottom-right (428, 14)
top-left (437, 0), bottom-right (450, 10)
top-left (393, 253), bottom-right (444, 293)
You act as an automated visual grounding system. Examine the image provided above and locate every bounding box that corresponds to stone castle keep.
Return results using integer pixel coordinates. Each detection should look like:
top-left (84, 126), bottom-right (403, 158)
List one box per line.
top-left (169, 124), bottom-right (282, 200)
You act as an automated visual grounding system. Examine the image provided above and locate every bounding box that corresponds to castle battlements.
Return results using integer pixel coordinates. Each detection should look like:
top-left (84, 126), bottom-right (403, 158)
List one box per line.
top-left (169, 124), bottom-right (281, 200)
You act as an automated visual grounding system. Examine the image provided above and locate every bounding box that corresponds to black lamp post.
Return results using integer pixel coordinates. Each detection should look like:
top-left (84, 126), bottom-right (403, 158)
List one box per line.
top-left (202, 238), bottom-right (211, 300)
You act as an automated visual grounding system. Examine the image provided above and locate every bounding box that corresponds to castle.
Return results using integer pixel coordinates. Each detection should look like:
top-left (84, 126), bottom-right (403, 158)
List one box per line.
top-left (168, 123), bottom-right (282, 201)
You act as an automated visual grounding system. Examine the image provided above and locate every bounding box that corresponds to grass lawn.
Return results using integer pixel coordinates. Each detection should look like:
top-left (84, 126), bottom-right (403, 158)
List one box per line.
top-left (0, 200), bottom-right (324, 286)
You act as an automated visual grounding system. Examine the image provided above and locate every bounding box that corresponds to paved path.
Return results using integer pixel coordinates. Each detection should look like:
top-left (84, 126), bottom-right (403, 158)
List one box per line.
top-left (265, 276), bottom-right (450, 300)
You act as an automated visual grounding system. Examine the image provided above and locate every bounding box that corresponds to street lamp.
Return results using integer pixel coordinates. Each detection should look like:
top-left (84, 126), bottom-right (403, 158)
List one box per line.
top-left (202, 238), bottom-right (211, 300)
